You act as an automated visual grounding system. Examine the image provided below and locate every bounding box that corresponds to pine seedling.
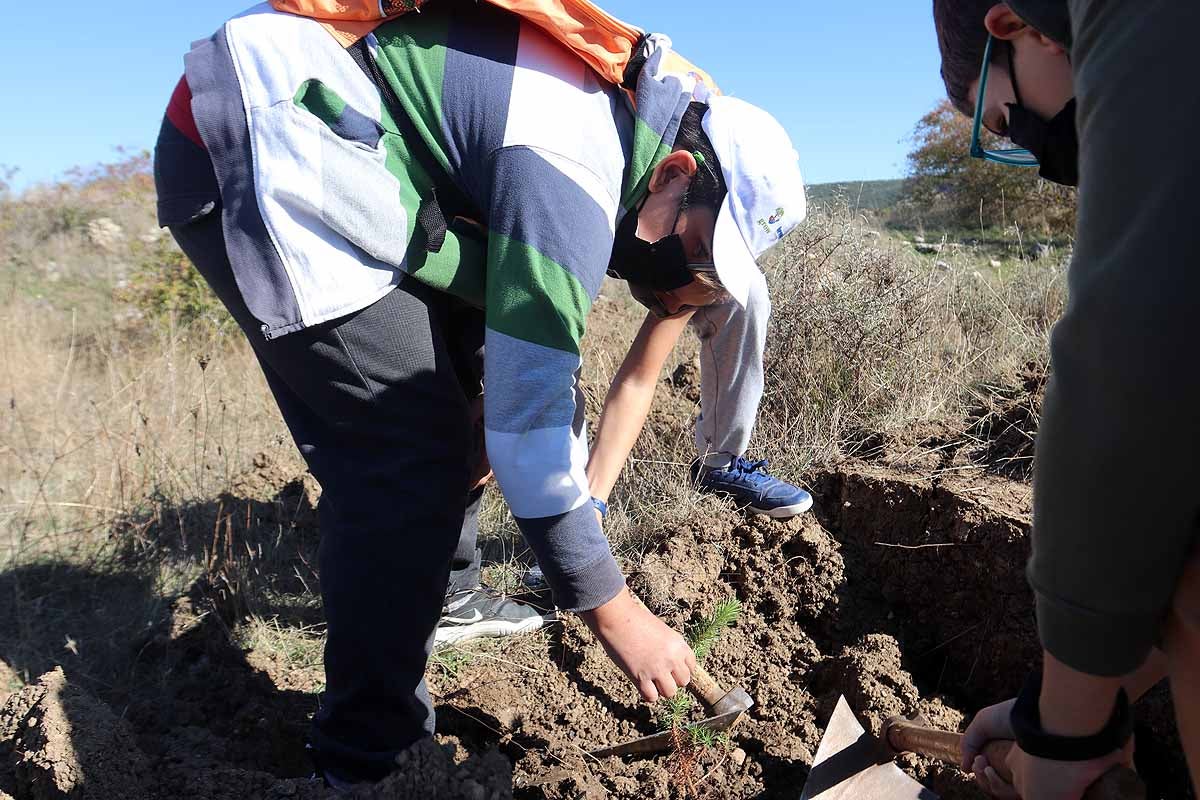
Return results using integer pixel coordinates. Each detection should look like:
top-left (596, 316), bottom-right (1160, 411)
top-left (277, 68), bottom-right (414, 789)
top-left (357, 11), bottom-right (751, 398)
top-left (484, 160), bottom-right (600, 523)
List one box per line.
top-left (659, 690), bottom-right (694, 730)
top-left (686, 596), bottom-right (742, 663)
top-left (688, 723), bottom-right (717, 748)
top-left (660, 596), bottom-right (743, 795)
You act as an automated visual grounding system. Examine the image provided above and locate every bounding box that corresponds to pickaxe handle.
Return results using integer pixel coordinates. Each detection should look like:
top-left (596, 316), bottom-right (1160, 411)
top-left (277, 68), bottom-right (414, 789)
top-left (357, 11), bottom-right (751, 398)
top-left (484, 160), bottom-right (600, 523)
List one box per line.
top-left (687, 664), bottom-right (725, 709)
top-left (885, 719), bottom-right (1146, 800)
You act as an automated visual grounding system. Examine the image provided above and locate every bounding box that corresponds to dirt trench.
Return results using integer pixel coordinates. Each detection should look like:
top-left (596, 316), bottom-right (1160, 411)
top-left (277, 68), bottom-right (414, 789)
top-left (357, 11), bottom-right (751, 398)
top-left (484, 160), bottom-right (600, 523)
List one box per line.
top-left (0, 462), bottom-right (1189, 799)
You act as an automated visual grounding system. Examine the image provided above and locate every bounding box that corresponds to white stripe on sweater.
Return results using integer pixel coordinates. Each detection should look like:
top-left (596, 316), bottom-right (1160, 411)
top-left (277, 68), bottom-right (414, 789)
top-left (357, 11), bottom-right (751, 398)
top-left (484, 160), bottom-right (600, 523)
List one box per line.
top-left (502, 20), bottom-right (626, 226)
top-left (486, 426), bottom-right (591, 519)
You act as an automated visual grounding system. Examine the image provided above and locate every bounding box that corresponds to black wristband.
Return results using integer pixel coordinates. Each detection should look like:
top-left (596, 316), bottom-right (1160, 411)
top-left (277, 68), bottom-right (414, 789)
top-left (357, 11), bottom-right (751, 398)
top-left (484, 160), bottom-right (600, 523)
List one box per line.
top-left (1009, 669), bottom-right (1133, 762)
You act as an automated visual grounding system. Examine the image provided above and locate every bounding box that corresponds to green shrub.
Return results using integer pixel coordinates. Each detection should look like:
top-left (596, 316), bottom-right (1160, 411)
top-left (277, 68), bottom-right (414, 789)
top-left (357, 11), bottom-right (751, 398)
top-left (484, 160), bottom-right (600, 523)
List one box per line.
top-left (121, 235), bottom-right (231, 331)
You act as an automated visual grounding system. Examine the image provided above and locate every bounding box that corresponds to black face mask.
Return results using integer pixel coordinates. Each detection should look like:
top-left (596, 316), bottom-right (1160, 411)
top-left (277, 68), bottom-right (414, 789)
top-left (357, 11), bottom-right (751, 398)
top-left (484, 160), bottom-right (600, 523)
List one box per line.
top-left (1007, 99), bottom-right (1079, 186)
top-left (1004, 40), bottom-right (1078, 186)
top-left (607, 203), bottom-right (697, 318)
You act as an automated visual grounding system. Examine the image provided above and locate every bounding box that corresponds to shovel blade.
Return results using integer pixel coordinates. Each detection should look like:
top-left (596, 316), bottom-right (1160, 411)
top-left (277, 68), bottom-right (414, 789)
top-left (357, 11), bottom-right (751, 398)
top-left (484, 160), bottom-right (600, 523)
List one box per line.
top-left (590, 708), bottom-right (746, 758)
top-left (799, 696), bottom-right (939, 800)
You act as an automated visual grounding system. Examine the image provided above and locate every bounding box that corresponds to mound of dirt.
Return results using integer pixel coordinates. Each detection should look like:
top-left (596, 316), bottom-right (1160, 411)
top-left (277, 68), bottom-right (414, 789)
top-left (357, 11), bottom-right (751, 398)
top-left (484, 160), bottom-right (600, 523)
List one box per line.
top-left (0, 667), bottom-right (150, 799)
top-left (809, 634), bottom-right (920, 734)
top-left (425, 508), bottom-right (993, 799)
top-left (354, 740), bottom-right (511, 800)
top-left (669, 358), bottom-right (701, 404)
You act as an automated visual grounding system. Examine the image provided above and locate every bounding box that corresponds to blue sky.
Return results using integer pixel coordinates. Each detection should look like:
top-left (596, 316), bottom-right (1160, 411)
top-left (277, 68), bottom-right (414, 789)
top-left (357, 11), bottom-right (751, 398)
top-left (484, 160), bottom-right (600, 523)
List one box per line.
top-left (0, 1), bottom-right (945, 190)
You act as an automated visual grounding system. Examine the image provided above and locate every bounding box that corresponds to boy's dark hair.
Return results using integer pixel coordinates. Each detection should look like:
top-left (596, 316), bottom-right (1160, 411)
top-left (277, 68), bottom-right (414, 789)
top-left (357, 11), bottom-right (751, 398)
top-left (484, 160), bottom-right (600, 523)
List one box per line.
top-left (672, 101), bottom-right (727, 210)
top-left (933, 0), bottom-right (1003, 117)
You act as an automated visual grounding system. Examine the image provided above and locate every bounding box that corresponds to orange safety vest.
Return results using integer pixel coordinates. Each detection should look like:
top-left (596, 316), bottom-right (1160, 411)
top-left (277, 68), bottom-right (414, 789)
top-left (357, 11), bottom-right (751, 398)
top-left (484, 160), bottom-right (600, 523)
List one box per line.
top-left (270, 0), bottom-right (718, 93)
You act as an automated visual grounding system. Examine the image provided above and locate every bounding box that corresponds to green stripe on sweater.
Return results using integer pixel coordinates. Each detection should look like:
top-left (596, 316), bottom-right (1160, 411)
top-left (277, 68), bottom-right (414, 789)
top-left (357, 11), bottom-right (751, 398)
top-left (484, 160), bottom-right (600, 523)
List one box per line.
top-left (621, 117), bottom-right (674, 211)
top-left (293, 79), bottom-right (347, 125)
top-left (372, 15), bottom-right (451, 176)
top-left (486, 234), bottom-right (590, 355)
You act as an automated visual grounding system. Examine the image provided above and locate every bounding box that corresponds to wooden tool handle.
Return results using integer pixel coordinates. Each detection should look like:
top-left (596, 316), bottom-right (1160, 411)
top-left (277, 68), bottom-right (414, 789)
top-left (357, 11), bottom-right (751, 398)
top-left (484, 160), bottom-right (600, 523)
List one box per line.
top-left (886, 719), bottom-right (964, 763)
top-left (886, 720), bottom-right (1146, 800)
top-left (687, 664), bottom-right (726, 709)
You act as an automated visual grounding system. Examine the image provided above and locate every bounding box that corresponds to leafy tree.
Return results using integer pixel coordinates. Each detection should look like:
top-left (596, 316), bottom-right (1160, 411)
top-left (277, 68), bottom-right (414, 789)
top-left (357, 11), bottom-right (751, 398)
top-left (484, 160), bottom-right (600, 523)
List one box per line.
top-left (899, 100), bottom-right (1075, 236)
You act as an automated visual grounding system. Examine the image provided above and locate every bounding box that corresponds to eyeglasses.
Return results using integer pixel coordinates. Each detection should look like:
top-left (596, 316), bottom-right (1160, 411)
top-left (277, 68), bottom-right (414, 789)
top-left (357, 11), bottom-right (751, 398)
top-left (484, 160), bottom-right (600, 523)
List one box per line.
top-left (970, 35), bottom-right (1039, 167)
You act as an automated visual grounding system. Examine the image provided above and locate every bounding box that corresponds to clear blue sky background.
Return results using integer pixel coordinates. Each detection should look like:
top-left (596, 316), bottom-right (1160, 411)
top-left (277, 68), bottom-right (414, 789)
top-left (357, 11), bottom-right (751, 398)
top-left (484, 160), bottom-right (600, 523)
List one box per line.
top-left (0, 1), bottom-right (945, 190)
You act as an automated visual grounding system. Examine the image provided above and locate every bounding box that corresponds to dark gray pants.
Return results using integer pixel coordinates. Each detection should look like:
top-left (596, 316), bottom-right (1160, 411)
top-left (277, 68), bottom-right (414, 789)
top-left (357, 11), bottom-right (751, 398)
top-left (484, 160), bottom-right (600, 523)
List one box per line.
top-left (166, 204), bottom-right (484, 780)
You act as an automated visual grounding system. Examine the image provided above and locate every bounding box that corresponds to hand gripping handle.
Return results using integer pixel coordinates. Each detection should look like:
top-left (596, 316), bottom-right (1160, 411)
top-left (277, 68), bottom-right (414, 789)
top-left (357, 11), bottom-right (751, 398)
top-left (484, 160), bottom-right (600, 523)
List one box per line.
top-left (884, 719), bottom-right (1145, 800)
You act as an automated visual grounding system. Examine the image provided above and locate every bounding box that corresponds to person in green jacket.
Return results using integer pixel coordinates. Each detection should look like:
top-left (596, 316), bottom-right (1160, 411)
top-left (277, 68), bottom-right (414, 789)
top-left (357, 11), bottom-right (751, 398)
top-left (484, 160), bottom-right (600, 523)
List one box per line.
top-left (932, 1), bottom-right (1199, 797)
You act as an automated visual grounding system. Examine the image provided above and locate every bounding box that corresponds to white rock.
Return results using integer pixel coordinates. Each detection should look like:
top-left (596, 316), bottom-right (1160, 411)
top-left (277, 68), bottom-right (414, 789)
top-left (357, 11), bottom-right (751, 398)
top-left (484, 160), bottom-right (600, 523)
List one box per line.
top-left (87, 217), bottom-right (125, 251)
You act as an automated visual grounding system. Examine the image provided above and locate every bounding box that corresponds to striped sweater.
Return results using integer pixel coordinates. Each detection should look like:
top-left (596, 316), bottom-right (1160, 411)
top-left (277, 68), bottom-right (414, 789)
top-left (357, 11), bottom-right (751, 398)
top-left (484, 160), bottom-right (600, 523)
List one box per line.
top-left (180, 0), bottom-right (707, 610)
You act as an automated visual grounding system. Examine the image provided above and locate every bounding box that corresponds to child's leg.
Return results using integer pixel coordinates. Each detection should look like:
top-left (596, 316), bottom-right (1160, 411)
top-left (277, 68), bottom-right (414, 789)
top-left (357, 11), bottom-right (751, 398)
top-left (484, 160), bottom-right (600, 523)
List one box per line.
top-left (690, 269), bottom-right (770, 463)
top-left (171, 210), bottom-right (473, 782)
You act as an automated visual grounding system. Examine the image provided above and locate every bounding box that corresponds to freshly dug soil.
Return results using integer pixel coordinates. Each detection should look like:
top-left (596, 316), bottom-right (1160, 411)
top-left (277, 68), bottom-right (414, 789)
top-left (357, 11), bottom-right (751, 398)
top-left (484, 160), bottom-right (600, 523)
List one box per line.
top-left (0, 667), bottom-right (150, 800)
top-left (447, 504), bottom-right (986, 800)
top-left (0, 459), bottom-right (1188, 799)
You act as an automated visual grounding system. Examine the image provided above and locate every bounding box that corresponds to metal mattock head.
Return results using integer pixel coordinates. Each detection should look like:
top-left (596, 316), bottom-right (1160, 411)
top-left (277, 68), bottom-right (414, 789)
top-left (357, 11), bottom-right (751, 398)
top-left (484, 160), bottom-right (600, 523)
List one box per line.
top-left (799, 696), bottom-right (940, 800)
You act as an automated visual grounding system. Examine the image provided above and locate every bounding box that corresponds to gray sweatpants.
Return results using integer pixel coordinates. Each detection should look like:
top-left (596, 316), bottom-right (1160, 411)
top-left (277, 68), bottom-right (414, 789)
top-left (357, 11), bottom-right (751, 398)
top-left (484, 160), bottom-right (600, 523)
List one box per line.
top-left (690, 268), bottom-right (770, 460)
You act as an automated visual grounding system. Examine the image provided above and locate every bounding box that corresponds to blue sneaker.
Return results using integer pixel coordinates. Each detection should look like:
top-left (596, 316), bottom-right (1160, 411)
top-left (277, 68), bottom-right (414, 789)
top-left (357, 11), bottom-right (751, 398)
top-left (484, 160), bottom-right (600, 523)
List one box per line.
top-left (691, 457), bottom-right (814, 519)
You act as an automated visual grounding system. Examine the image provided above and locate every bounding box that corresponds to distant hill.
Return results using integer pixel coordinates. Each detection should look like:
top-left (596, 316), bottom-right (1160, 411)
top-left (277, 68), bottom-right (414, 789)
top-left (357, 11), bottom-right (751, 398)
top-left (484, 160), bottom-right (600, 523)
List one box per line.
top-left (806, 178), bottom-right (906, 211)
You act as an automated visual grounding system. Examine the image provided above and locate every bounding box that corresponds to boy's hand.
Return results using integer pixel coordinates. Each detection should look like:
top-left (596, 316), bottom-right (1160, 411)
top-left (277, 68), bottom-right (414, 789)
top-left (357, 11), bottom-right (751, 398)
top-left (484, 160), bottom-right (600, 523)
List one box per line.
top-left (961, 699), bottom-right (1018, 797)
top-left (579, 586), bottom-right (695, 703)
top-left (962, 681), bottom-right (1137, 799)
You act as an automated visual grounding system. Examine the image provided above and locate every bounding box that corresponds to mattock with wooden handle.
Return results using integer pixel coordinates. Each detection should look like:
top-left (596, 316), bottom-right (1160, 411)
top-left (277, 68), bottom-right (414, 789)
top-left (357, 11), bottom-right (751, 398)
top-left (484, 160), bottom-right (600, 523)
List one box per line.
top-left (884, 714), bottom-right (1144, 800)
top-left (799, 695), bottom-right (1146, 800)
top-left (589, 664), bottom-right (753, 758)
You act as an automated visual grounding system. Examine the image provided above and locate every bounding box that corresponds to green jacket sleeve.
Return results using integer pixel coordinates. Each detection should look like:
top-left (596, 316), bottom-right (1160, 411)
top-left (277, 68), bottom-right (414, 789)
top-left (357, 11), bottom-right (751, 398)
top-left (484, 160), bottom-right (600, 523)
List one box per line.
top-left (1029, 0), bottom-right (1200, 676)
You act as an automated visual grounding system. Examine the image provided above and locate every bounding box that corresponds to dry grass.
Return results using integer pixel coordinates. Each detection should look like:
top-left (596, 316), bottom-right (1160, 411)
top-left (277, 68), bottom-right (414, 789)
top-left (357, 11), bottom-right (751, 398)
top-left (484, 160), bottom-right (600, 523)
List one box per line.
top-left (753, 202), bottom-right (1065, 476)
top-left (0, 166), bottom-right (1068, 708)
top-left (0, 163), bottom-right (294, 693)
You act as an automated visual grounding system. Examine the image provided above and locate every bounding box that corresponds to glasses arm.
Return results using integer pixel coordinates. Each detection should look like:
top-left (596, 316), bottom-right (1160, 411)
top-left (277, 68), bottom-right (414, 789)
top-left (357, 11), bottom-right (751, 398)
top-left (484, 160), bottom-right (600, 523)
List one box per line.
top-left (969, 35), bottom-right (996, 159)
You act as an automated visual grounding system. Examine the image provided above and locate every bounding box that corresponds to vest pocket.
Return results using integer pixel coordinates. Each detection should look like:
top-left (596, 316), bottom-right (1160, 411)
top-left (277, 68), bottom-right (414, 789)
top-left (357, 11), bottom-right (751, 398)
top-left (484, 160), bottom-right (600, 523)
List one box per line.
top-left (257, 101), bottom-right (411, 269)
